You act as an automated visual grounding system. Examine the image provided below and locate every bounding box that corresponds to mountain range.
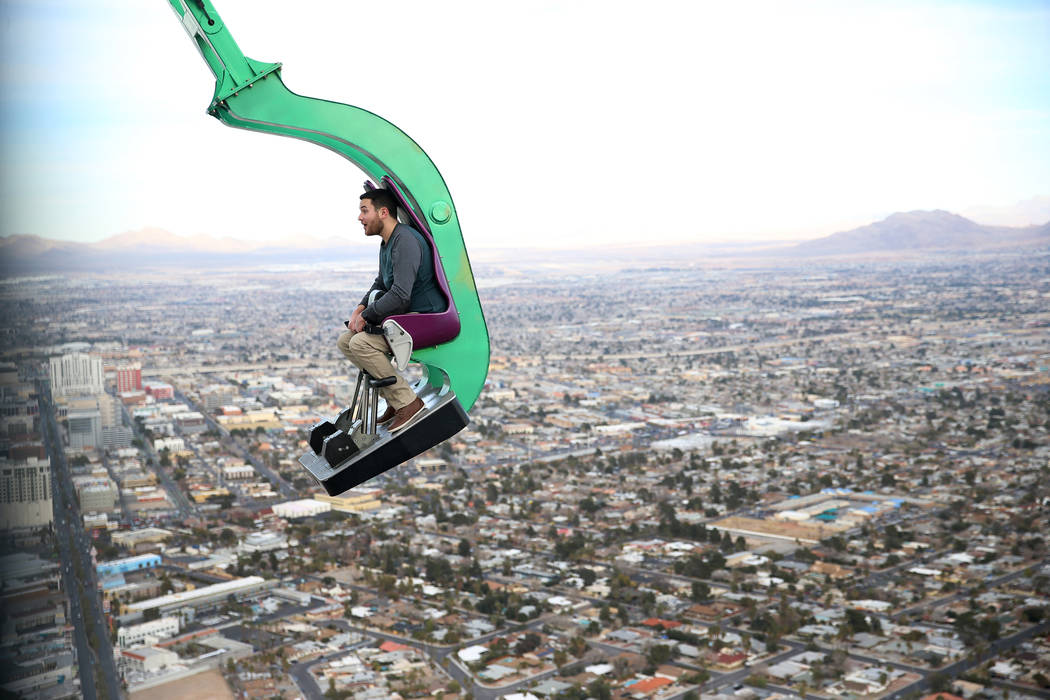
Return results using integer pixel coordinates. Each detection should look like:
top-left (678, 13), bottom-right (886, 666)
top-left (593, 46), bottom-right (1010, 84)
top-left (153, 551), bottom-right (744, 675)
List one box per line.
top-left (2, 211), bottom-right (1048, 275)
top-left (784, 210), bottom-right (1050, 257)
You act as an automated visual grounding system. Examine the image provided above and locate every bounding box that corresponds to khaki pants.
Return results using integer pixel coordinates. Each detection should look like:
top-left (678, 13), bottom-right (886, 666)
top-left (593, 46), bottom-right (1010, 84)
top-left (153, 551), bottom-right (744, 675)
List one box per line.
top-left (336, 329), bottom-right (417, 410)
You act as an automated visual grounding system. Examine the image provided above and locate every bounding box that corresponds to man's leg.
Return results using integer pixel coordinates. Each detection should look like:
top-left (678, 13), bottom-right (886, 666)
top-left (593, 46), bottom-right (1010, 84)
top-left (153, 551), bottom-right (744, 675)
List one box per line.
top-left (336, 329), bottom-right (394, 423)
top-left (336, 329), bottom-right (356, 362)
top-left (345, 331), bottom-right (417, 410)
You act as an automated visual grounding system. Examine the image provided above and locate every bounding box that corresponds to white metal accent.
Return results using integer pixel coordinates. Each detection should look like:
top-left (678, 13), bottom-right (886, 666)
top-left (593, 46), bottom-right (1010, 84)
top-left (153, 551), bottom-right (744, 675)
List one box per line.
top-left (382, 320), bottom-right (414, 371)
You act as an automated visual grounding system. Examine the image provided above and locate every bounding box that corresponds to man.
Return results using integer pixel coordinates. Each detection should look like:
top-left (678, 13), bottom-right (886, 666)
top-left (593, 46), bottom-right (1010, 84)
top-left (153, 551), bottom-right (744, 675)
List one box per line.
top-left (337, 188), bottom-right (445, 433)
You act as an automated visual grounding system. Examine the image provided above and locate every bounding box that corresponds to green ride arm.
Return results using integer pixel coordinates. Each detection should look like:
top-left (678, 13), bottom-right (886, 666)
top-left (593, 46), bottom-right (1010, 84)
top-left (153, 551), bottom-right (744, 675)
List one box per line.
top-left (166, 0), bottom-right (490, 411)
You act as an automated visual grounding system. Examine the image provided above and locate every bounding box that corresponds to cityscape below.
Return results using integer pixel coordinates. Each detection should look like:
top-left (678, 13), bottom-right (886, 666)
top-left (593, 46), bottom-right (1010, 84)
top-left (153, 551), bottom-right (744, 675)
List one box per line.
top-left (0, 242), bottom-right (1047, 700)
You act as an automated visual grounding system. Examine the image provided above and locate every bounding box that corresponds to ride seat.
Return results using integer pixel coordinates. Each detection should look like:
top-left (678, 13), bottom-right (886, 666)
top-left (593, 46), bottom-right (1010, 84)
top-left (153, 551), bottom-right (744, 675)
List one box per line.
top-left (365, 177), bottom-right (460, 359)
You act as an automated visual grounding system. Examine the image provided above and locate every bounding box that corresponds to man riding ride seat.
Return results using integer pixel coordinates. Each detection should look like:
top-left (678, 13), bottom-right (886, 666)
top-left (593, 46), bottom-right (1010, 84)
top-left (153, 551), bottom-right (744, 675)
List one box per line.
top-left (337, 188), bottom-right (445, 433)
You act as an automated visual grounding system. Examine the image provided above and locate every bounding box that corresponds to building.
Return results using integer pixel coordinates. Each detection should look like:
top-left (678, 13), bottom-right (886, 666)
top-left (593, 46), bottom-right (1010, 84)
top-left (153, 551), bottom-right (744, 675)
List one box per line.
top-left (117, 616), bottom-right (180, 648)
top-left (222, 464), bottom-right (255, 480)
top-left (200, 384), bottom-right (237, 412)
top-left (117, 363), bottom-right (143, 393)
top-left (272, 498), bottom-right (330, 519)
top-left (1, 652), bottom-right (76, 699)
top-left (102, 425), bottom-right (134, 450)
top-left (118, 471), bottom-right (156, 489)
top-left (144, 382), bottom-right (174, 400)
top-left (98, 393), bottom-right (121, 428)
top-left (97, 553), bottom-right (161, 578)
top-left (111, 527), bottom-right (172, 550)
top-left (74, 475), bottom-right (118, 513)
top-left (0, 456), bottom-right (53, 530)
top-left (173, 411), bottom-right (206, 433)
top-left (120, 646), bottom-right (179, 674)
top-left (124, 576), bottom-right (274, 622)
top-left (152, 437), bottom-right (184, 453)
top-left (240, 531), bottom-right (288, 552)
top-left (0, 553), bottom-right (75, 698)
top-left (216, 408), bottom-right (281, 432)
top-left (0, 386), bottom-right (38, 436)
top-left (50, 352), bottom-right (104, 398)
top-left (67, 405), bottom-right (103, 450)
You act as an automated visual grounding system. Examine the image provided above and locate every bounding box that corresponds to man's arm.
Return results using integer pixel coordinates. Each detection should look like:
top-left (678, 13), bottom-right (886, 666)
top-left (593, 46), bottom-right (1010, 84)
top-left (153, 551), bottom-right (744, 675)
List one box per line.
top-left (362, 232), bottom-right (422, 324)
top-left (359, 274), bottom-right (384, 309)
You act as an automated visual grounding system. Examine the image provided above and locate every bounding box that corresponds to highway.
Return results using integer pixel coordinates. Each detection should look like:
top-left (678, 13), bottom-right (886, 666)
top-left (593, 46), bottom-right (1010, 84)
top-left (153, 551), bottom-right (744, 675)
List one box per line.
top-left (39, 385), bottom-right (123, 700)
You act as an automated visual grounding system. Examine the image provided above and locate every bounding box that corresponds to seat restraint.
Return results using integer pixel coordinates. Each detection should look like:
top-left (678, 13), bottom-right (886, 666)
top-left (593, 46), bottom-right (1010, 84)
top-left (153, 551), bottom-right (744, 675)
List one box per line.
top-left (382, 319), bottom-right (414, 371)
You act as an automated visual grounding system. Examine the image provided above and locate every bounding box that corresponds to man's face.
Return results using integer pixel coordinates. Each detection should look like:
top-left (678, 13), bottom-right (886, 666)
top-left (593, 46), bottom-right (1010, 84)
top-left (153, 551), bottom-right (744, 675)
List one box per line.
top-left (358, 199), bottom-right (384, 237)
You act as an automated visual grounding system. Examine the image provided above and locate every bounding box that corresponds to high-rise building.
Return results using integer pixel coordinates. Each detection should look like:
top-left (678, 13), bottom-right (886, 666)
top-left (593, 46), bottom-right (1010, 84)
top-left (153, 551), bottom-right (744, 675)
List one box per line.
top-left (50, 352), bottom-right (104, 398)
top-left (117, 363), bottom-right (143, 393)
top-left (102, 426), bottom-right (133, 450)
top-left (73, 475), bottom-right (117, 512)
top-left (61, 394), bottom-right (124, 451)
top-left (200, 384), bottom-right (237, 412)
top-left (0, 386), bottom-right (38, 437)
top-left (0, 456), bottom-right (53, 530)
top-left (0, 552), bottom-right (75, 696)
top-left (99, 393), bottom-right (121, 429)
top-left (67, 406), bottom-right (103, 450)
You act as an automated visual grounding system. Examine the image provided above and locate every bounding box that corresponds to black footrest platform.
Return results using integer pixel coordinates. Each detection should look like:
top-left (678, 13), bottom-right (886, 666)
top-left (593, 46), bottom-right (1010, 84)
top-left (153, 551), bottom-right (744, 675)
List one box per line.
top-left (298, 389), bottom-right (468, 496)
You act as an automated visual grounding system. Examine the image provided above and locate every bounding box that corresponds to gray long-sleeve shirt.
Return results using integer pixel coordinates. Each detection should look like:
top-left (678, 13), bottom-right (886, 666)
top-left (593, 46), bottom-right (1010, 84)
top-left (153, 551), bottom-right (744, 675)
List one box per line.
top-left (360, 224), bottom-right (444, 325)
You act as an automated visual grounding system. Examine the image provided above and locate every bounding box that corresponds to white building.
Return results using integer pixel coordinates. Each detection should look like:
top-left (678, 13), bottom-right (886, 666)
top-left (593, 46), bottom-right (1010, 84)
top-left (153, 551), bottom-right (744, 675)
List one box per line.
top-left (120, 646), bottom-right (180, 674)
top-left (117, 616), bottom-right (180, 648)
top-left (240, 531), bottom-right (288, 553)
top-left (272, 499), bottom-right (331, 519)
top-left (125, 576), bottom-right (272, 621)
top-left (50, 352), bottom-right (104, 398)
top-left (0, 456), bottom-right (53, 530)
top-left (223, 464), bottom-right (255, 480)
top-left (153, 437), bottom-right (185, 453)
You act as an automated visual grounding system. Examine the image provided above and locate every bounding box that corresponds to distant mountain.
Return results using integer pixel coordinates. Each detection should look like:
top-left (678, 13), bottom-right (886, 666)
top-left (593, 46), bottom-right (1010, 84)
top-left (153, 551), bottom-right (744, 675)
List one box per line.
top-left (787, 210), bottom-right (1050, 257)
top-left (4, 212), bottom-right (1049, 275)
top-left (0, 228), bottom-right (372, 275)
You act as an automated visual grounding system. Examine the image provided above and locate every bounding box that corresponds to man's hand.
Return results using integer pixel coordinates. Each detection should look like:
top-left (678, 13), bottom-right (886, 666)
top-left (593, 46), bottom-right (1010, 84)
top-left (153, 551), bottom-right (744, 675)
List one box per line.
top-left (348, 305), bottom-right (366, 333)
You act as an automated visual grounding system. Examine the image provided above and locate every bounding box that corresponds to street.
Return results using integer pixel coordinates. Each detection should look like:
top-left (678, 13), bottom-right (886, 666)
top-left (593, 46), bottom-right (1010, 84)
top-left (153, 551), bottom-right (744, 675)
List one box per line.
top-left (39, 385), bottom-right (123, 700)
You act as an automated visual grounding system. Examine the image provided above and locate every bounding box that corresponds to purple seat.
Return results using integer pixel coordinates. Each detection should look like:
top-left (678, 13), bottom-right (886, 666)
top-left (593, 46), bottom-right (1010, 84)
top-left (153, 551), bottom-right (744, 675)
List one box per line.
top-left (364, 178), bottom-right (460, 349)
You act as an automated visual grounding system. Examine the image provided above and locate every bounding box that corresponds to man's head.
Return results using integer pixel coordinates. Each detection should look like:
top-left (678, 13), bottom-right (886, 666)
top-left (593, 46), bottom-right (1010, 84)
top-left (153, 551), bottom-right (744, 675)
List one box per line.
top-left (358, 189), bottom-right (399, 238)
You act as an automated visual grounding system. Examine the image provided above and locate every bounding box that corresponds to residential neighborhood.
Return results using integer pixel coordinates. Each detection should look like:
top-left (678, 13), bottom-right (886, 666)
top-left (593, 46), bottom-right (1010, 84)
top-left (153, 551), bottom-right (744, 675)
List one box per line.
top-left (1, 252), bottom-right (1048, 699)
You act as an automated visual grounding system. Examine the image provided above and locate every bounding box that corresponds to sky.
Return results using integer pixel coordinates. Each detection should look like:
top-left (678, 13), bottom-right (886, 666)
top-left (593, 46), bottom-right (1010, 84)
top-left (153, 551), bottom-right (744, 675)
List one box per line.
top-left (1, 0), bottom-right (1048, 250)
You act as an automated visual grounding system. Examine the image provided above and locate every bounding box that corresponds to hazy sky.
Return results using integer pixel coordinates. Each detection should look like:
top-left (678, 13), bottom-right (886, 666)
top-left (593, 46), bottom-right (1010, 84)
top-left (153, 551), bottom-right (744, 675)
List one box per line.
top-left (2, 0), bottom-right (1048, 249)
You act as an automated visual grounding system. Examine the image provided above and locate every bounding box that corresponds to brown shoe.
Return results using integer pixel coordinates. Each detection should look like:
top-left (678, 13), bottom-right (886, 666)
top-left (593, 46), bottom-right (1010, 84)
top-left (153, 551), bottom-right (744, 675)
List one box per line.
top-left (388, 397), bottom-right (425, 433)
top-left (377, 405), bottom-right (396, 425)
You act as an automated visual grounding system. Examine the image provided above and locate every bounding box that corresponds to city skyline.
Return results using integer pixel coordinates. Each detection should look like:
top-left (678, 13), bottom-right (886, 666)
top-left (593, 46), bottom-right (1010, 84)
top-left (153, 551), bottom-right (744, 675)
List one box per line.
top-left (2, 0), bottom-right (1049, 250)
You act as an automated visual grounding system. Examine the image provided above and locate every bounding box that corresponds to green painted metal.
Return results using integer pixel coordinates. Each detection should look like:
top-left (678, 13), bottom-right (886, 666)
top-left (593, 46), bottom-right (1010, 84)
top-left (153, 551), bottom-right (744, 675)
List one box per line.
top-left (166, 0), bottom-right (490, 410)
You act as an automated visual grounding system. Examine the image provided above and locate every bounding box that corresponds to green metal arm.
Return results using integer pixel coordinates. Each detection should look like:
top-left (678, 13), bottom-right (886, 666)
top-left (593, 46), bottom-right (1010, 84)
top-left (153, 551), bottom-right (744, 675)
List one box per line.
top-left (167, 0), bottom-right (490, 410)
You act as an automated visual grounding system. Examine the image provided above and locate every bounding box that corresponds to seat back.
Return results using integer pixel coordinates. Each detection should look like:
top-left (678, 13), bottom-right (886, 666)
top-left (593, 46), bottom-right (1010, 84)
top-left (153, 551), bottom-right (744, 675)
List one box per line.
top-left (364, 178), bottom-right (461, 349)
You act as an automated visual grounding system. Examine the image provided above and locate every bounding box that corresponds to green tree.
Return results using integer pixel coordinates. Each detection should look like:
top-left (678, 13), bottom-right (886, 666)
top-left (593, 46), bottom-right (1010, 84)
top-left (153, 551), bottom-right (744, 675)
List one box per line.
top-left (691, 581), bottom-right (711, 602)
top-left (587, 678), bottom-right (612, 700)
top-left (646, 644), bottom-right (673, 668)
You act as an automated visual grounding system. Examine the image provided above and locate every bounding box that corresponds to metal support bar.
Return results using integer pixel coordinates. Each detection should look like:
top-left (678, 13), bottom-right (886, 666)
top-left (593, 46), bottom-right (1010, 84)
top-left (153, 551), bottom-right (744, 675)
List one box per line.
top-left (348, 371), bottom-right (365, 424)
